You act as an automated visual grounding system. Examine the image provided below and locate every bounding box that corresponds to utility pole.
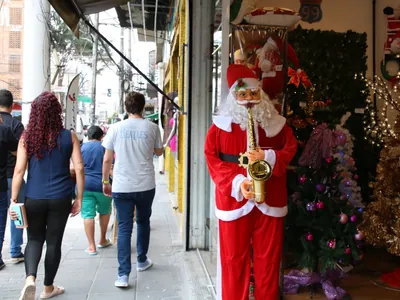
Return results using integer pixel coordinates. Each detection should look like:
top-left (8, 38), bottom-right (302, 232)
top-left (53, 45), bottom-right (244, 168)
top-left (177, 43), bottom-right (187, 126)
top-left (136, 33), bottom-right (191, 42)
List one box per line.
top-left (90, 13), bottom-right (99, 125)
top-left (119, 28), bottom-right (125, 114)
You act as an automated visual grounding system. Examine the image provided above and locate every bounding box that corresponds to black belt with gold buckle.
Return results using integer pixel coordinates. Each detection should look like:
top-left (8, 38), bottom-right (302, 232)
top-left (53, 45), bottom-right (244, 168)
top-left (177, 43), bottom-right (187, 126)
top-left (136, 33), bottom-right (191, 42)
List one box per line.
top-left (219, 153), bottom-right (248, 165)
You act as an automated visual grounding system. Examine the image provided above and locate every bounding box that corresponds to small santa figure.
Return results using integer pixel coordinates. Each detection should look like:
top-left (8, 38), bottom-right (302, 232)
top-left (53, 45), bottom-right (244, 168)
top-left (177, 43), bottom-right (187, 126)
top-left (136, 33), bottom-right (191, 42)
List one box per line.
top-left (384, 6), bottom-right (400, 33)
top-left (256, 36), bottom-right (300, 101)
top-left (387, 31), bottom-right (400, 55)
top-left (204, 64), bottom-right (297, 300)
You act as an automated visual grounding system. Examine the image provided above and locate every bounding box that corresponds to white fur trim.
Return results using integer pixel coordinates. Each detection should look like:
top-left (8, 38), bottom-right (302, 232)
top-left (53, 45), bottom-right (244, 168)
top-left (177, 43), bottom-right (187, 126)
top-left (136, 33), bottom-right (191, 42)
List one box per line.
top-left (264, 149), bottom-right (276, 169)
top-left (215, 200), bottom-right (288, 221)
top-left (256, 202), bottom-right (288, 217)
top-left (231, 174), bottom-right (247, 202)
top-left (215, 200), bottom-right (255, 221)
top-left (230, 78), bottom-right (260, 92)
top-left (262, 71), bottom-right (277, 78)
top-left (213, 115), bottom-right (232, 132)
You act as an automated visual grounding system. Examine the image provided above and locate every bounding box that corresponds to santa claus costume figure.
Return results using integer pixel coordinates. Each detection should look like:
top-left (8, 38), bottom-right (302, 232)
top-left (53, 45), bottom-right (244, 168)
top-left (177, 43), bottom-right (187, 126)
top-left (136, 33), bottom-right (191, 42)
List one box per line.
top-left (256, 37), bottom-right (299, 101)
top-left (204, 64), bottom-right (297, 300)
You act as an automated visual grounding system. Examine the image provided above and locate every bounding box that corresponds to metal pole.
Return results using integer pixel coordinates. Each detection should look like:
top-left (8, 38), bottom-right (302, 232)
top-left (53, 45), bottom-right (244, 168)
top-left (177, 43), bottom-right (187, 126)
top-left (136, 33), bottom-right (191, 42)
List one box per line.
top-left (119, 28), bottom-right (125, 114)
top-left (81, 17), bottom-right (180, 110)
top-left (281, 34), bottom-right (289, 117)
top-left (90, 13), bottom-right (99, 125)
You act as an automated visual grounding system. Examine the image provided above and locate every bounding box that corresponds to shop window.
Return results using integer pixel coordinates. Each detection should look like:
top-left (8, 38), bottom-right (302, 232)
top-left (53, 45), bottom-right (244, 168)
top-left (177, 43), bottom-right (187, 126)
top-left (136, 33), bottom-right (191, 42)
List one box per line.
top-left (9, 31), bottom-right (21, 48)
top-left (9, 55), bottom-right (21, 73)
top-left (8, 79), bottom-right (21, 99)
top-left (9, 8), bottom-right (22, 25)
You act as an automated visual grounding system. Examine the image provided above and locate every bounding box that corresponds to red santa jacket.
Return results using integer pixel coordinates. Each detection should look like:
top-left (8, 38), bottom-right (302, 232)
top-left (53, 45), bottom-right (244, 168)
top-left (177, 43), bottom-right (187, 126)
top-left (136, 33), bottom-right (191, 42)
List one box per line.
top-left (204, 117), bottom-right (297, 221)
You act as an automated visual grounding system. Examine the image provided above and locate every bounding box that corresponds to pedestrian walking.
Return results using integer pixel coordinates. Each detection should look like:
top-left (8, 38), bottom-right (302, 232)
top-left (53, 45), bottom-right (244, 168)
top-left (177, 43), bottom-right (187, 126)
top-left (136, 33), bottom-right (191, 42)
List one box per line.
top-left (102, 92), bottom-right (163, 288)
top-left (71, 125), bottom-right (112, 256)
top-left (0, 89), bottom-right (25, 264)
top-left (9, 92), bottom-right (84, 300)
top-left (0, 114), bottom-right (18, 270)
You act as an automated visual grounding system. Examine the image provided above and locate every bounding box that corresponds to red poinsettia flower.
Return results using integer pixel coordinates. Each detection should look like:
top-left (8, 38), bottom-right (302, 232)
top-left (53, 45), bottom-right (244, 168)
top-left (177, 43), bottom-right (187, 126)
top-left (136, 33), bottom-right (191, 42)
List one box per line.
top-left (288, 68), bottom-right (313, 88)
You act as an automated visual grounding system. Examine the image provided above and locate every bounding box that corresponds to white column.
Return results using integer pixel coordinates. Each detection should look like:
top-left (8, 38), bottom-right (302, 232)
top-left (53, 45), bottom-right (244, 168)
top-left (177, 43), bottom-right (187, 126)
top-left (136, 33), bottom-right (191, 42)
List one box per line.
top-left (22, 0), bottom-right (50, 125)
top-left (186, 0), bottom-right (215, 249)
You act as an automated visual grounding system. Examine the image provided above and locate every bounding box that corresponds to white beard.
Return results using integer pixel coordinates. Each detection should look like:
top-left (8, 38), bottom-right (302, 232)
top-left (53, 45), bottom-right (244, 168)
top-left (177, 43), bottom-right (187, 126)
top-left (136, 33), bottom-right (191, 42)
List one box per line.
top-left (217, 91), bottom-right (280, 132)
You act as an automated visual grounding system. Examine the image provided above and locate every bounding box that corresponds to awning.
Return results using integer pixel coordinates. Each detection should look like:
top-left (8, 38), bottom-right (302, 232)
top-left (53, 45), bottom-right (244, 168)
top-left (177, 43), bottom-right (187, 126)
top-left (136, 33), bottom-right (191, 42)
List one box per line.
top-left (48, 0), bottom-right (180, 111)
top-left (48, 0), bottom-right (129, 37)
top-left (144, 113), bottom-right (158, 120)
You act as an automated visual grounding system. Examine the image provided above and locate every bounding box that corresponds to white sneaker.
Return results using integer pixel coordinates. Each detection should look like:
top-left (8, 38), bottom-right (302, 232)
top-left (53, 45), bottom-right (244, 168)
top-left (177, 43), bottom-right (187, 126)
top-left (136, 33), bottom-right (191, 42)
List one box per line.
top-left (115, 275), bottom-right (129, 288)
top-left (137, 259), bottom-right (153, 272)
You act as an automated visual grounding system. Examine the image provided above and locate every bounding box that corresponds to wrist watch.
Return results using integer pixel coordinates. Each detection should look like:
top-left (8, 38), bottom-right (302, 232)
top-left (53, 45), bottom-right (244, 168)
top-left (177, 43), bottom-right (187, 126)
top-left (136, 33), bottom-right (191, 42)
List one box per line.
top-left (102, 179), bottom-right (109, 185)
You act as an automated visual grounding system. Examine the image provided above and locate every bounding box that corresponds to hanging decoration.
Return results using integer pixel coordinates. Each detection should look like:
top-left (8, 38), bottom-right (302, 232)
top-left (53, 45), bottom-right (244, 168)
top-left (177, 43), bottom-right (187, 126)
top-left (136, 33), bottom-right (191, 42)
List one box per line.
top-left (299, 0), bottom-right (323, 24)
top-left (357, 74), bottom-right (400, 147)
top-left (382, 6), bottom-right (400, 85)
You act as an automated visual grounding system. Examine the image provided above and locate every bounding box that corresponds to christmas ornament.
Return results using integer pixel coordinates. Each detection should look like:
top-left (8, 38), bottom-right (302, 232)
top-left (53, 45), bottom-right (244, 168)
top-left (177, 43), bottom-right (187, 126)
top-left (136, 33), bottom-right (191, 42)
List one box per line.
top-left (316, 184), bottom-right (326, 193)
top-left (354, 174), bottom-right (359, 180)
top-left (325, 157), bottom-right (333, 163)
top-left (350, 215), bottom-right (357, 223)
top-left (306, 232), bottom-right (313, 241)
top-left (306, 202), bottom-right (316, 212)
top-left (355, 231), bottom-right (365, 241)
top-left (316, 201), bottom-right (325, 210)
top-left (345, 248), bottom-right (352, 255)
top-left (327, 239), bottom-right (336, 249)
top-left (339, 213), bottom-right (349, 224)
top-left (299, 175), bottom-right (307, 184)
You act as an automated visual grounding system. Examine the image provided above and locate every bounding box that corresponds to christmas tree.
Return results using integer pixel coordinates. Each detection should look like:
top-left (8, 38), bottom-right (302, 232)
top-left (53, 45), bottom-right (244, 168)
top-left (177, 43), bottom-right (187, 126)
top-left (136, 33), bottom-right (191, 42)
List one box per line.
top-left (285, 113), bottom-right (364, 273)
top-left (283, 71), bottom-right (364, 297)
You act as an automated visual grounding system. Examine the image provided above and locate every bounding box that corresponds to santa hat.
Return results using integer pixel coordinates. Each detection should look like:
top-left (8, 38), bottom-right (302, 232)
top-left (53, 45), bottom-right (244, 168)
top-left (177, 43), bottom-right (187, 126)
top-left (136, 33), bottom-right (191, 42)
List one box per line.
top-left (227, 64), bottom-right (260, 92)
top-left (267, 36), bottom-right (300, 69)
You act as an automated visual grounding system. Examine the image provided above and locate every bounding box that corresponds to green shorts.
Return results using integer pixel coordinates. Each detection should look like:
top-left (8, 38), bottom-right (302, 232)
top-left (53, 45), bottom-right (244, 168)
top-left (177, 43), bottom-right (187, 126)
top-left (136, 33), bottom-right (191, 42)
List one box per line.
top-left (81, 191), bottom-right (112, 219)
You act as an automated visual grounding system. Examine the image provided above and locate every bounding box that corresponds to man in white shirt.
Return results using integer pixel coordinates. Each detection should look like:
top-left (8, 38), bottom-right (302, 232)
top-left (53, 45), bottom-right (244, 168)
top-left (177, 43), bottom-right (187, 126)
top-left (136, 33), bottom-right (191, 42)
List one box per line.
top-left (102, 92), bottom-right (163, 288)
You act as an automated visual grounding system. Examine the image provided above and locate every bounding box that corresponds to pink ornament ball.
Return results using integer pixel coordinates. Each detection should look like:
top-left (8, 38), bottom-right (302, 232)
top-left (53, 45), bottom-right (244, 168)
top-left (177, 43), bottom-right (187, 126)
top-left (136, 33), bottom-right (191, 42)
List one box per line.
top-left (316, 201), bottom-right (325, 210)
top-left (339, 213), bottom-right (349, 224)
top-left (299, 176), bottom-right (307, 184)
top-left (355, 231), bottom-right (365, 241)
top-left (306, 233), bottom-right (313, 241)
top-left (350, 215), bottom-right (357, 222)
top-left (327, 240), bottom-right (336, 249)
top-left (345, 248), bottom-right (352, 255)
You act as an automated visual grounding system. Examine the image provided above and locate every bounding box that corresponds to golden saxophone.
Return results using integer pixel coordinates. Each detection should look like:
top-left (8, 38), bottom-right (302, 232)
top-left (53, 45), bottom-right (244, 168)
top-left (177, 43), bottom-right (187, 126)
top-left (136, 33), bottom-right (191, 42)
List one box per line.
top-left (247, 107), bottom-right (272, 203)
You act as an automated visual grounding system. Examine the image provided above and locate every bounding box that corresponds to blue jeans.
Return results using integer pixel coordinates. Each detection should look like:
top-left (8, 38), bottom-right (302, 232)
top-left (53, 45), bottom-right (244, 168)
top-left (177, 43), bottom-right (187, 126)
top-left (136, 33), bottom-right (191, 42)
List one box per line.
top-left (0, 191), bottom-right (8, 263)
top-left (7, 178), bottom-right (25, 257)
top-left (113, 189), bottom-right (155, 277)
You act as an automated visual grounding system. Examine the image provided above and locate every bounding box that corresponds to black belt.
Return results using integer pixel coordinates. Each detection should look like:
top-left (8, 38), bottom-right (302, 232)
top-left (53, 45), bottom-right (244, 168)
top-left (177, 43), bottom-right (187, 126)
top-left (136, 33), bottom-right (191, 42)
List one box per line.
top-left (219, 153), bottom-right (248, 165)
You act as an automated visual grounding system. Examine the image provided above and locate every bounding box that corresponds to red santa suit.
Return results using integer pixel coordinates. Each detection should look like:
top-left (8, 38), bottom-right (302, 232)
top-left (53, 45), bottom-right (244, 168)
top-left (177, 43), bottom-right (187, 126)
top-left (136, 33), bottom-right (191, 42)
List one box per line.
top-left (204, 65), bottom-right (297, 300)
top-left (256, 37), bottom-right (300, 106)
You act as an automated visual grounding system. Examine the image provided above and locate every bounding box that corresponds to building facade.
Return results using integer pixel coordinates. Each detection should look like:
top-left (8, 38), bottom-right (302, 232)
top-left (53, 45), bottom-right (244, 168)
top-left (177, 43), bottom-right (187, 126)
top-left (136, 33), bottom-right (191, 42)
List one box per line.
top-left (0, 0), bottom-right (24, 113)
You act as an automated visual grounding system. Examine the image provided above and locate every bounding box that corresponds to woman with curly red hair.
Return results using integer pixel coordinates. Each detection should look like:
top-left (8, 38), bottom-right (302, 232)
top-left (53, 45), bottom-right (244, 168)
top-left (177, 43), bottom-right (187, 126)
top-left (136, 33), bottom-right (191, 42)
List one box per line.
top-left (10, 92), bottom-right (84, 300)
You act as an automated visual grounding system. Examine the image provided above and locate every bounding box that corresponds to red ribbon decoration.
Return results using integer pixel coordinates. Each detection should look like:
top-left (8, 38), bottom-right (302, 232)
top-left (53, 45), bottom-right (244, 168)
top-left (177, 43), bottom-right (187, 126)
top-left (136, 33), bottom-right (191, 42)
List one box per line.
top-left (288, 68), bottom-right (313, 88)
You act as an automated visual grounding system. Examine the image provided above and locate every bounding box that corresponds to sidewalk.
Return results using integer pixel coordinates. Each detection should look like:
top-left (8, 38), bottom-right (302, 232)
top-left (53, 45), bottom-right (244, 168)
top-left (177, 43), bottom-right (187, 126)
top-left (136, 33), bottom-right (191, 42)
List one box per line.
top-left (0, 173), bottom-right (213, 300)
